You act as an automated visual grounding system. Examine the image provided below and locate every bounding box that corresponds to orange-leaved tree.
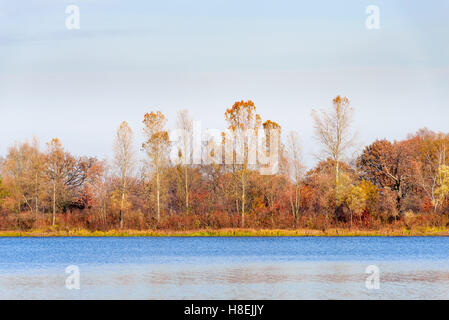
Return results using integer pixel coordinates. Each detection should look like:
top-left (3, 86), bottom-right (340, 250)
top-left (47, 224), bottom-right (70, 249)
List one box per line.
top-left (225, 100), bottom-right (261, 227)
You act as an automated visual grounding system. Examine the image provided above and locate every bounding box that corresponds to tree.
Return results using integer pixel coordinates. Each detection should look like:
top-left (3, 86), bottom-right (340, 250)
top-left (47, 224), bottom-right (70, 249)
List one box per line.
top-left (0, 176), bottom-right (10, 208)
top-left (45, 138), bottom-right (87, 226)
top-left (2, 139), bottom-right (45, 216)
top-left (345, 185), bottom-right (366, 228)
top-left (95, 163), bottom-right (111, 223)
top-left (434, 165), bottom-right (449, 209)
top-left (2, 142), bottom-right (32, 214)
top-left (46, 138), bottom-right (68, 226)
top-left (358, 179), bottom-right (379, 215)
top-left (357, 138), bottom-right (419, 213)
top-left (259, 120), bottom-right (284, 222)
top-left (286, 131), bottom-right (304, 225)
top-left (225, 100), bottom-right (261, 227)
top-left (304, 159), bottom-right (356, 222)
top-left (175, 109), bottom-right (193, 214)
top-left (142, 111), bottom-right (170, 222)
top-left (72, 157), bottom-right (104, 210)
top-left (83, 160), bottom-right (109, 222)
top-left (29, 139), bottom-right (45, 217)
top-left (113, 121), bottom-right (135, 229)
top-left (412, 129), bottom-right (449, 211)
top-left (312, 96), bottom-right (355, 198)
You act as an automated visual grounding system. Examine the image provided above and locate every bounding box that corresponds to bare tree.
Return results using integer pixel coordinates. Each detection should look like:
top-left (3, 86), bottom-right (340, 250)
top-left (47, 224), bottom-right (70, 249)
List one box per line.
top-left (176, 109), bottom-right (193, 214)
top-left (45, 138), bottom-right (85, 226)
top-left (113, 121), bottom-right (135, 229)
top-left (286, 131), bottom-right (304, 225)
top-left (312, 96), bottom-right (355, 196)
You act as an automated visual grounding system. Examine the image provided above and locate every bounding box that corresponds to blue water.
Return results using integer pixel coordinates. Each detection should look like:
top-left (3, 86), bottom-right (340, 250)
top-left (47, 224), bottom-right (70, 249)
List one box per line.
top-left (0, 237), bottom-right (448, 299)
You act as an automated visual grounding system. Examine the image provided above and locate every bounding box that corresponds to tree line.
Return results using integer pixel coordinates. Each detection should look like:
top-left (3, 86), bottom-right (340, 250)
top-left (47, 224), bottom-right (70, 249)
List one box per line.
top-left (1, 96), bottom-right (449, 231)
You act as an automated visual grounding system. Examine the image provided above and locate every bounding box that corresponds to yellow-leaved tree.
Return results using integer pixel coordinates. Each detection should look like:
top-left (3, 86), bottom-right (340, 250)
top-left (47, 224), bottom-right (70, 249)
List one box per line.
top-left (435, 165), bottom-right (449, 208)
top-left (142, 111), bottom-right (170, 222)
top-left (224, 100), bottom-right (261, 228)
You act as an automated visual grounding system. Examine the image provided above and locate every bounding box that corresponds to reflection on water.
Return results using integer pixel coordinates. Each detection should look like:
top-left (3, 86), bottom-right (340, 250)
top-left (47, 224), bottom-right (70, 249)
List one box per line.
top-left (0, 237), bottom-right (448, 299)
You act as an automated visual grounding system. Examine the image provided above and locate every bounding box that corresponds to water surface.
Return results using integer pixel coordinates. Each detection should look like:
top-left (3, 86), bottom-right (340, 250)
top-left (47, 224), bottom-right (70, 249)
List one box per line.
top-left (0, 237), bottom-right (448, 299)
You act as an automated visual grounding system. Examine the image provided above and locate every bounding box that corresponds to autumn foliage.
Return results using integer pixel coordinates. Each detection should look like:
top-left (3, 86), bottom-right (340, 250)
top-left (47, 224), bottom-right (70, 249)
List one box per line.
top-left (1, 98), bottom-right (449, 232)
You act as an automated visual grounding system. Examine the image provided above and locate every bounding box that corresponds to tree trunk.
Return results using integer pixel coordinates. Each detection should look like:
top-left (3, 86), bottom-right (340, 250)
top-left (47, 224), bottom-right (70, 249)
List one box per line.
top-left (185, 165), bottom-right (189, 214)
top-left (156, 166), bottom-right (160, 222)
top-left (396, 182), bottom-right (403, 215)
top-left (52, 181), bottom-right (56, 226)
top-left (294, 187), bottom-right (300, 226)
top-left (334, 157), bottom-right (340, 226)
top-left (119, 189), bottom-right (124, 229)
top-left (289, 193), bottom-right (295, 222)
top-left (103, 198), bottom-right (107, 224)
top-left (335, 157), bottom-right (340, 194)
top-left (35, 173), bottom-right (39, 219)
top-left (241, 172), bottom-right (245, 228)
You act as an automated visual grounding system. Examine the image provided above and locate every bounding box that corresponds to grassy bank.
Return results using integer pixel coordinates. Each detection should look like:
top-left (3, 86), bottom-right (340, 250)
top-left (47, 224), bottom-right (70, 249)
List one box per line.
top-left (0, 227), bottom-right (448, 237)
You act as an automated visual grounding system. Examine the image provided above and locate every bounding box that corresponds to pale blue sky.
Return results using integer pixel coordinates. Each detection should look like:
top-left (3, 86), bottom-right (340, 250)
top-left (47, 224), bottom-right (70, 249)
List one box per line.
top-left (1, 0), bottom-right (448, 166)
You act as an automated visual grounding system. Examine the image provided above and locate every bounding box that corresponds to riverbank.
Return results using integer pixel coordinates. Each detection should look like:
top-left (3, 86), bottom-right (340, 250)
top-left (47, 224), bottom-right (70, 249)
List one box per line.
top-left (0, 227), bottom-right (448, 237)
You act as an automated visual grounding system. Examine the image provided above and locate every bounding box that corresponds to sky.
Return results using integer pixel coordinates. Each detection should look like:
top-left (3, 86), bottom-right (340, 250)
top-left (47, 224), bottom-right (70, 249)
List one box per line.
top-left (0, 0), bottom-right (448, 167)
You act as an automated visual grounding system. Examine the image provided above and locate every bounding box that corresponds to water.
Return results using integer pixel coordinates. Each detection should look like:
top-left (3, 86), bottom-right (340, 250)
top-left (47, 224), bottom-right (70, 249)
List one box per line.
top-left (0, 237), bottom-right (448, 299)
